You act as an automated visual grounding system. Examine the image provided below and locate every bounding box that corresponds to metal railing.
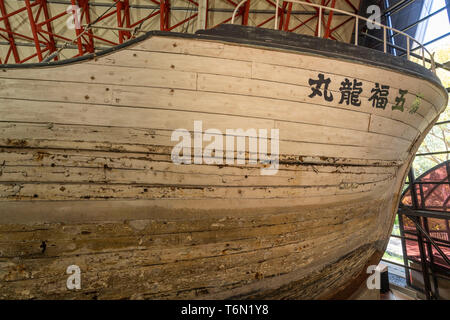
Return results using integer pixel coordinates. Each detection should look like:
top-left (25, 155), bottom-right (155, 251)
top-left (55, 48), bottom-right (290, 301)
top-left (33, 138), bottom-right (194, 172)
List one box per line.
top-left (231, 0), bottom-right (436, 74)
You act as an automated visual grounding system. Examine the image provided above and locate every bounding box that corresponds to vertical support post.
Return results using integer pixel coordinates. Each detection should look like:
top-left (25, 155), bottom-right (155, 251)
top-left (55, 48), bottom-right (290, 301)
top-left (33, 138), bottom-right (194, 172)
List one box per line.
top-left (431, 53), bottom-right (436, 74)
top-left (277, 1), bottom-right (287, 30)
top-left (318, 7), bottom-right (322, 38)
top-left (415, 216), bottom-right (433, 300)
top-left (205, 0), bottom-right (209, 29)
top-left (24, 0), bottom-right (43, 61)
top-left (196, 0), bottom-right (208, 30)
top-left (406, 36), bottom-right (410, 60)
top-left (78, 0), bottom-right (94, 53)
top-left (242, 0), bottom-right (250, 26)
top-left (422, 46), bottom-right (425, 67)
top-left (115, 0), bottom-right (131, 42)
top-left (423, 217), bottom-right (440, 299)
top-left (274, 0), bottom-right (279, 30)
top-left (123, 0), bottom-right (131, 39)
top-left (116, 0), bottom-right (124, 43)
top-left (407, 168), bottom-right (432, 300)
top-left (41, 0), bottom-right (57, 60)
top-left (383, 26), bottom-right (387, 53)
top-left (0, 0), bottom-right (20, 63)
top-left (354, 16), bottom-right (358, 46)
top-left (323, 0), bottom-right (336, 39)
top-left (397, 213), bottom-right (412, 287)
top-left (70, 0), bottom-right (84, 56)
top-left (283, 2), bottom-right (292, 31)
top-left (160, 0), bottom-right (170, 31)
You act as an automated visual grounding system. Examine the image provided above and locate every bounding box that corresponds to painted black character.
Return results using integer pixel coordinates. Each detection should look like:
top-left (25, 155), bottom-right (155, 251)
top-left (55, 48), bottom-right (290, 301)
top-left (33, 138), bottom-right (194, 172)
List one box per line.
top-left (308, 73), bottom-right (333, 102)
top-left (392, 89), bottom-right (408, 112)
top-left (368, 83), bottom-right (390, 109)
top-left (339, 78), bottom-right (363, 106)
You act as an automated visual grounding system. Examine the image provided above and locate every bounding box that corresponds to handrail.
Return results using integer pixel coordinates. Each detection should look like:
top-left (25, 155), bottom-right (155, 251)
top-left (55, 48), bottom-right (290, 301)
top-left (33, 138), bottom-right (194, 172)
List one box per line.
top-left (231, 0), bottom-right (436, 74)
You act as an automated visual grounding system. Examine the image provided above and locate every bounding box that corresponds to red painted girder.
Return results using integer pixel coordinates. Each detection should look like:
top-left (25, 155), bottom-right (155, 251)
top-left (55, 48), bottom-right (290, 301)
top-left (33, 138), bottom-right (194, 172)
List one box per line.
top-left (78, 0), bottom-right (95, 53)
top-left (160, 0), bottom-right (170, 31)
top-left (283, 2), bottom-right (293, 31)
top-left (324, 0), bottom-right (336, 38)
top-left (241, 0), bottom-right (250, 26)
top-left (0, 0), bottom-right (20, 63)
top-left (41, 0), bottom-right (58, 60)
top-left (24, 0), bottom-right (43, 61)
top-left (70, 0), bottom-right (84, 56)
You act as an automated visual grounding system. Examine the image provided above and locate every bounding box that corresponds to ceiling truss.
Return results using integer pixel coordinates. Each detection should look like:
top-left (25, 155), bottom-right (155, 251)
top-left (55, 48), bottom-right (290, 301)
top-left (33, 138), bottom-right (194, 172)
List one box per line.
top-left (0, 0), bottom-right (360, 63)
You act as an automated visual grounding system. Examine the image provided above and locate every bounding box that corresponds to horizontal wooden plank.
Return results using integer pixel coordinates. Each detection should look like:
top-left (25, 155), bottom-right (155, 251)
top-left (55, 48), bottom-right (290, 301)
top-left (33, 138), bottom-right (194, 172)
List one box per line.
top-left (196, 73), bottom-right (429, 134)
top-left (0, 174), bottom-right (394, 201)
top-left (275, 121), bottom-right (411, 150)
top-left (0, 99), bottom-right (412, 154)
top-left (0, 162), bottom-right (393, 187)
top-left (0, 181), bottom-right (393, 224)
top-left (0, 127), bottom-right (408, 163)
top-left (134, 36), bottom-right (447, 110)
top-left (0, 197), bottom-right (383, 239)
top-left (0, 64), bottom-right (197, 90)
top-left (251, 61), bottom-right (438, 119)
top-left (88, 50), bottom-right (253, 78)
top-left (0, 147), bottom-right (397, 175)
top-left (369, 114), bottom-right (419, 141)
top-left (0, 78), bottom-right (372, 133)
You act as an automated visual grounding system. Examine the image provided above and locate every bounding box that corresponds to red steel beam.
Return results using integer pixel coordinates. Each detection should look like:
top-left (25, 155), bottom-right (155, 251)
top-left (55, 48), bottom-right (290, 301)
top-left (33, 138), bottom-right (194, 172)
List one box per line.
top-left (78, 0), bottom-right (94, 53)
top-left (241, 0), bottom-right (250, 25)
top-left (116, 0), bottom-right (132, 43)
top-left (129, 9), bottom-right (161, 28)
top-left (277, 1), bottom-right (288, 30)
top-left (211, 0), bottom-right (242, 29)
top-left (289, 13), bottom-right (316, 32)
top-left (302, 0), bottom-right (321, 36)
top-left (0, 5), bottom-right (27, 22)
top-left (24, 0), bottom-right (43, 61)
top-left (0, 26), bottom-right (37, 42)
top-left (117, 0), bottom-right (124, 43)
top-left (160, 0), bottom-right (170, 31)
top-left (323, 0), bottom-right (336, 38)
top-left (41, 0), bottom-right (58, 60)
top-left (329, 16), bottom-right (353, 33)
top-left (167, 12), bottom-right (197, 31)
top-left (205, 0), bottom-right (209, 28)
top-left (283, 2), bottom-right (293, 31)
top-left (0, 0), bottom-right (357, 64)
top-left (344, 0), bottom-right (358, 13)
top-left (223, 0), bottom-right (238, 7)
top-left (0, 0), bottom-right (20, 63)
top-left (123, 0), bottom-right (131, 39)
top-left (256, 14), bottom-right (274, 28)
top-left (70, 0), bottom-right (84, 56)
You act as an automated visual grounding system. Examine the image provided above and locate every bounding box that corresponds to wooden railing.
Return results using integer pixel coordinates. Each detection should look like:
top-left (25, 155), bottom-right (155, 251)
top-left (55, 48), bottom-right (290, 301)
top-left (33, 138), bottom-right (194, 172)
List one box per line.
top-left (231, 0), bottom-right (436, 74)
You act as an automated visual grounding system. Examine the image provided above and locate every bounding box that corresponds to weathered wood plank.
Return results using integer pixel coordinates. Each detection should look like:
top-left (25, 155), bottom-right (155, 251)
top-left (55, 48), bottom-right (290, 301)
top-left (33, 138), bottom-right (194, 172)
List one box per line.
top-left (196, 73), bottom-right (429, 133)
top-left (87, 50), bottom-right (253, 78)
top-left (0, 64), bottom-right (197, 90)
top-left (0, 79), bottom-right (372, 133)
top-left (251, 61), bottom-right (438, 119)
top-left (133, 36), bottom-right (446, 110)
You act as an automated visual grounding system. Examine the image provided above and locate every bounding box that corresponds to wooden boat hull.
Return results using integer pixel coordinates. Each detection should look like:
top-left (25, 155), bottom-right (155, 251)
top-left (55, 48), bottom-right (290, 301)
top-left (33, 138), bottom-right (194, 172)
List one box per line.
top-left (0, 26), bottom-right (447, 299)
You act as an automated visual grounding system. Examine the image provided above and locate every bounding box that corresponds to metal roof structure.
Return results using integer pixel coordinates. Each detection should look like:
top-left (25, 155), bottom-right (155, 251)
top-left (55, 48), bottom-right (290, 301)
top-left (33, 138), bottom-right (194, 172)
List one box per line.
top-left (0, 0), bottom-right (362, 63)
top-left (0, 0), bottom-right (448, 69)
